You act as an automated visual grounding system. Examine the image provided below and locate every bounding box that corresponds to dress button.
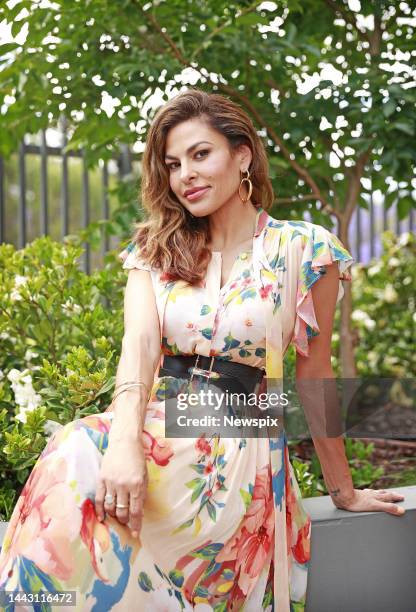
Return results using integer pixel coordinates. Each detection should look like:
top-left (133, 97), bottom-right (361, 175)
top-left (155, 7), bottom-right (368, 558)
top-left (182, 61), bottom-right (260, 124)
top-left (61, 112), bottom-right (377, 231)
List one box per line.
top-left (240, 252), bottom-right (248, 260)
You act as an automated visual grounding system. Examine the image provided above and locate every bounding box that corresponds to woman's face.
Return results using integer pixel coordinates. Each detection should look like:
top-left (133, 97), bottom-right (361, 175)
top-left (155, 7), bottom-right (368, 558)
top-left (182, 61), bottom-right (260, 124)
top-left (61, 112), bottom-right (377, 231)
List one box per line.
top-left (164, 117), bottom-right (251, 218)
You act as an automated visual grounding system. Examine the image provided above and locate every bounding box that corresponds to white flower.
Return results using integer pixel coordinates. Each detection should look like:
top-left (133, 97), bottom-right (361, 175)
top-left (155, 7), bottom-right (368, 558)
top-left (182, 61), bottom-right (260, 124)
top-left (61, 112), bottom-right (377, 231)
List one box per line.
top-left (384, 355), bottom-right (399, 367)
top-left (7, 368), bottom-right (42, 423)
top-left (0, 369), bottom-right (4, 381)
top-left (352, 310), bottom-right (376, 330)
top-left (398, 232), bottom-right (411, 246)
top-left (367, 351), bottom-right (378, 367)
top-left (10, 288), bottom-right (22, 301)
top-left (10, 275), bottom-right (28, 302)
top-left (0, 331), bottom-right (10, 340)
top-left (351, 309), bottom-right (369, 322)
top-left (15, 275), bottom-right (28, 287)
top-left (367, 264), bottom-right (381, 277)
top-left (388, 257), bottom-right (400, 267)
top-left (7, 368), bottom-right (23, 383)
top-left (62, 298), bottom-right (82, 315)
top-left (14, 386), bottom-right (41, 410)
top-left (15, 408), bottom-right (31, 424)
top-left (383, 284), bottom-right (398, 303)
top-left (24, 349), bottom-right (39, 362)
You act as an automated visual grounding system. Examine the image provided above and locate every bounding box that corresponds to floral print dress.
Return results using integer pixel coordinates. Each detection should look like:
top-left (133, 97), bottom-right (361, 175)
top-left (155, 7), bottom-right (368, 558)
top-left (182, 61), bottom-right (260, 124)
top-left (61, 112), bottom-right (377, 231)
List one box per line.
top-left (0, 207), bottom-right (354, 611)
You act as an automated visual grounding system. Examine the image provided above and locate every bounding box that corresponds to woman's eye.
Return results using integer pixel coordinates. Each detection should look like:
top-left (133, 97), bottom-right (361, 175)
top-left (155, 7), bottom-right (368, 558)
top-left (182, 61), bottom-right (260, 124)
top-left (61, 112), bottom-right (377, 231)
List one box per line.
top-left (195, 149), bottom-right (209, 159)
top-left (167, 149), bottom-right (209, 171)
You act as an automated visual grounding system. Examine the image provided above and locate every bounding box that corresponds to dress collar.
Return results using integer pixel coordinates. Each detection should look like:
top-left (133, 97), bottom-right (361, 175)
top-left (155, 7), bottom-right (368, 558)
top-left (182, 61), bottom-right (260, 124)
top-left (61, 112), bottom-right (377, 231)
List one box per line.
top-left (254, 206), bottom-right (270, 237)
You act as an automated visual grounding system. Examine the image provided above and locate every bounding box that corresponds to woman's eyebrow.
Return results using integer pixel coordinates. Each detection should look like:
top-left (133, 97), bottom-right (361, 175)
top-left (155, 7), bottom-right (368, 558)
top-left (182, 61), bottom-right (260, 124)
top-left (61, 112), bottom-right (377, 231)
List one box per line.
top-left (165, 140), bottom-right (213, 160)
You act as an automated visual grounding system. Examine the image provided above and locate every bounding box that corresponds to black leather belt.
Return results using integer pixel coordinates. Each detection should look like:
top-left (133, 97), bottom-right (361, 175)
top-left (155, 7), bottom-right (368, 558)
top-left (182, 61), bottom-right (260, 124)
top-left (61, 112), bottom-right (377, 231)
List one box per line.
top-left (159, 354), bottom-right (265, 395)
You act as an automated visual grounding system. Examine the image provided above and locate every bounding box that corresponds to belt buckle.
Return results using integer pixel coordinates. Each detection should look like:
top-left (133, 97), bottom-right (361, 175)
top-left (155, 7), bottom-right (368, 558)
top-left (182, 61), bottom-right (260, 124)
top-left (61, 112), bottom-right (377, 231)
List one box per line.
top-left (188, 355), bottom-right (220, 383)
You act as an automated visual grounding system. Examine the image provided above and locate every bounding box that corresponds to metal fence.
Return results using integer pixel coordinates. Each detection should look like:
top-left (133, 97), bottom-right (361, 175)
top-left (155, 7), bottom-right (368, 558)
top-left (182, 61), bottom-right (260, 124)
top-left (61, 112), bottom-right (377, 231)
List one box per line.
top-left (0, 125), bottom-right (140, 273)
top-left (0, 127), bottom-right (414, 273)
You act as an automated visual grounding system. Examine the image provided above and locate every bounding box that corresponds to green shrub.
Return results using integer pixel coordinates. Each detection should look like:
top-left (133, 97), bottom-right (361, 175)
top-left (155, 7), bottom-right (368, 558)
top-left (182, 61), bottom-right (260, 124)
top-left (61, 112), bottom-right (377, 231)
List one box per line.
top-left (0, 236), bottom-right (126, 520)
top-left (351, 230), bottom-right (415, 377)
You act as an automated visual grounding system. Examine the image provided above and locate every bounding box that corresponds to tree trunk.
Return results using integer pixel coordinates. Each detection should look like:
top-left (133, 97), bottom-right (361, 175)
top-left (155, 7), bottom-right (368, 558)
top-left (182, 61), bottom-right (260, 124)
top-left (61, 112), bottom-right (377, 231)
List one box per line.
top-left (338, 218), bottom-right (357, 378)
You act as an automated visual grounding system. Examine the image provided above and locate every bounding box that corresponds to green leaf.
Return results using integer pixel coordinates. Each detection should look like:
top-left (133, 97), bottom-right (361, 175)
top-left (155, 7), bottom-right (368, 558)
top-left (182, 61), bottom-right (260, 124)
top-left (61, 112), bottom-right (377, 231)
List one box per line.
top-left (392, 122), bottom-right (414, 137)
top-left (397, 197), bottom-right (414, 221)
top-left (185, 477), bottom-right (204, 489)
top-left (0, 42), bottom-right (21, 54)
top-left (168, 568), bottom-right (184, 588)
top-left (191, 479), bottom-right (207, 503)
top-left (207, 499), bottom-right (217, 521)
top-left (382, 99), bottom-right (396, 118)
top-left (171, 518), bottom-right (194, 534)
top-left (240, 487), bottom-right (253, 510)
top-left (138, 571), bottom-right (154, 592)
top-left (190, 543), bottom-right (223, 560)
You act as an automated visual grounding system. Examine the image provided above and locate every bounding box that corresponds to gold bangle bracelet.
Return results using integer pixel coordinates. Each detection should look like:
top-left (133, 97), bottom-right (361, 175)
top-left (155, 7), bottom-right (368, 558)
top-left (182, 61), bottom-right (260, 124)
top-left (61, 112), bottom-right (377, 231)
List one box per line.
top-left (114, 380), bottom-right (148, 391)
top-left (110, 382), bottom-right (150, 406)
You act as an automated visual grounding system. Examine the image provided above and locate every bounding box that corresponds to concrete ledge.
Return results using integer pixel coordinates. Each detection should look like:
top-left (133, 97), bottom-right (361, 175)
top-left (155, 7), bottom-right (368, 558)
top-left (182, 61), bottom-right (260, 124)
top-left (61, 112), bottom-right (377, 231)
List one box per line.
top-left (0, 521), bottom-right (7, 549)
top-left (1, 485), bottom-right (415, 611)
top-left (302, 485), bottom-right (416, 612)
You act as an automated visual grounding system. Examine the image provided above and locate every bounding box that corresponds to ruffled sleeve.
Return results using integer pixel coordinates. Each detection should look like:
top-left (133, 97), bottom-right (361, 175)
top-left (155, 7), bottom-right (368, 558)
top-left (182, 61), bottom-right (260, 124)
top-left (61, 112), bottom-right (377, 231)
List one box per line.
top-left (292, 223), bottom-right (354, 357)
top-left (118, 241), bottom-right (152, 272)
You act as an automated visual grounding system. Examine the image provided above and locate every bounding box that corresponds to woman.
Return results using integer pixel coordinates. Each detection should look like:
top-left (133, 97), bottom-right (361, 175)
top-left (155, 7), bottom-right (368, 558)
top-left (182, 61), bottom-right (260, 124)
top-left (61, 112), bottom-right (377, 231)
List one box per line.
top-left (0, 88), bottom-right (405, 612)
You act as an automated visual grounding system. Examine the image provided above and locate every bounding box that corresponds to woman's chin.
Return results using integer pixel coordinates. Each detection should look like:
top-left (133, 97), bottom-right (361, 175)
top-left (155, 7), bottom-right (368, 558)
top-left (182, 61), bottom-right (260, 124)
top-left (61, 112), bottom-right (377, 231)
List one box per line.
top-left (185, 202), bottom-right (215, 217)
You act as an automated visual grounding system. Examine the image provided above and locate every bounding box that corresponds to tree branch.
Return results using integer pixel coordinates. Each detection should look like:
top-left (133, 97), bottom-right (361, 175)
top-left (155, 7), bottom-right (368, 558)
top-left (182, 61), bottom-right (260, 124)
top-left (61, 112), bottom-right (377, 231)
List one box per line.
top-left (323, 0), bottom-right (371, 44)
top-left (191, 2), bottom-right (263, 62)
top-left (218, 83), bottom-right (338, 218)
top-left (137, 2), bottom-right (189, 67)
top-left (317, 172), bottom-right (342, 210)
top-left (343, 145), bottom-right (372, 228)
top-left (275, 195), bottom-right (325, 205)
top-left (137, 1), bottom-right (338, 220)
top-left (264, 78), bottom-right (287, 98)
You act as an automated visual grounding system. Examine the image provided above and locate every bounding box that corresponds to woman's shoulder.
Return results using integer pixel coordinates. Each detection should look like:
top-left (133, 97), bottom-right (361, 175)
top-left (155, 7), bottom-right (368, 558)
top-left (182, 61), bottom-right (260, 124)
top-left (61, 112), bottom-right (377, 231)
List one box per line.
top-left (264, 214), bottom-right (347, 248)
top-left (264, 214), bottom-right (328, 237)
top-left (262, 213), bottom-right (354, 268)
top-left (118, 240), bottom-right (154, 273)
top-left (262, 215), bottom-right (321, 252)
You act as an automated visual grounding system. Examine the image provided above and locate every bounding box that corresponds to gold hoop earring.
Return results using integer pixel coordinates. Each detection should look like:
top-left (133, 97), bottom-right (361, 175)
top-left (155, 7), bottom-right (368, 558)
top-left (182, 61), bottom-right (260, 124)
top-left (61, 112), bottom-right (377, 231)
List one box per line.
top-left (238, 169), bottom-right (253, 203)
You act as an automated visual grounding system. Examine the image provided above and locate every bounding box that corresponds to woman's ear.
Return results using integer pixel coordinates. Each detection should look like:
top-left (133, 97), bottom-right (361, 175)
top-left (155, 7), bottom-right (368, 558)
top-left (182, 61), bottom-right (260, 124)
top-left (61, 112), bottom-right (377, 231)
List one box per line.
top-left (238, 144), bottom-right (253, 171)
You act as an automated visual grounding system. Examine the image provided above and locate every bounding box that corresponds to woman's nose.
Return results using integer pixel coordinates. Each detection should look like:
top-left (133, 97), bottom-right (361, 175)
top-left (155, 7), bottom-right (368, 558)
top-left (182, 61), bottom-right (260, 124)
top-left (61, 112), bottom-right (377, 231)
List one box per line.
top-left (180, 162), bottom-right (197, 182)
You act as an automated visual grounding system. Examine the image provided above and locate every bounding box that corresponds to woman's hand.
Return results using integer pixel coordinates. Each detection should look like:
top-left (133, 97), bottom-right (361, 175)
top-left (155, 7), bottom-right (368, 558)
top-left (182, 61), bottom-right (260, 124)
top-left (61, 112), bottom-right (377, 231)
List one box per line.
top-left (333, 488), bottom-right (405, 516)
top-left (95, 438), bottom-right (148, 539)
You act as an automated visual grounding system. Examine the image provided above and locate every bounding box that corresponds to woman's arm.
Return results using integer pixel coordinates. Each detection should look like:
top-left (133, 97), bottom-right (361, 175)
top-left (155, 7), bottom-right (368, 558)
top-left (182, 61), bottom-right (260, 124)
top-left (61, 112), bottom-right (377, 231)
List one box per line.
top-left (109, 268), bottom-right (161, 442)
top-left (95, 268), bottom-right (161, 534)
top-left (295, 262), bottom-right (354, 507)
top-left (295, 263), bottom-right (405, 515)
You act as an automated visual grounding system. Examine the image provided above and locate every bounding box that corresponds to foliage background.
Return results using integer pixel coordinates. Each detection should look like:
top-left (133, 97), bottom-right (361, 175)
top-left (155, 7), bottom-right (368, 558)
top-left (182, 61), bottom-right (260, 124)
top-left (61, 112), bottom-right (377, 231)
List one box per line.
top-left (0, 0), bottom-right (415, 521)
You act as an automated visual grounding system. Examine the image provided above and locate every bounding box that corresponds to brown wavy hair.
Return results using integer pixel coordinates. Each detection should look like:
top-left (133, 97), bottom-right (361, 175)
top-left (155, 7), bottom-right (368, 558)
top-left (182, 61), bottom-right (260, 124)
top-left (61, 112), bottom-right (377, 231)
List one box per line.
top-left (130, 87), bottom-right (274, 285)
